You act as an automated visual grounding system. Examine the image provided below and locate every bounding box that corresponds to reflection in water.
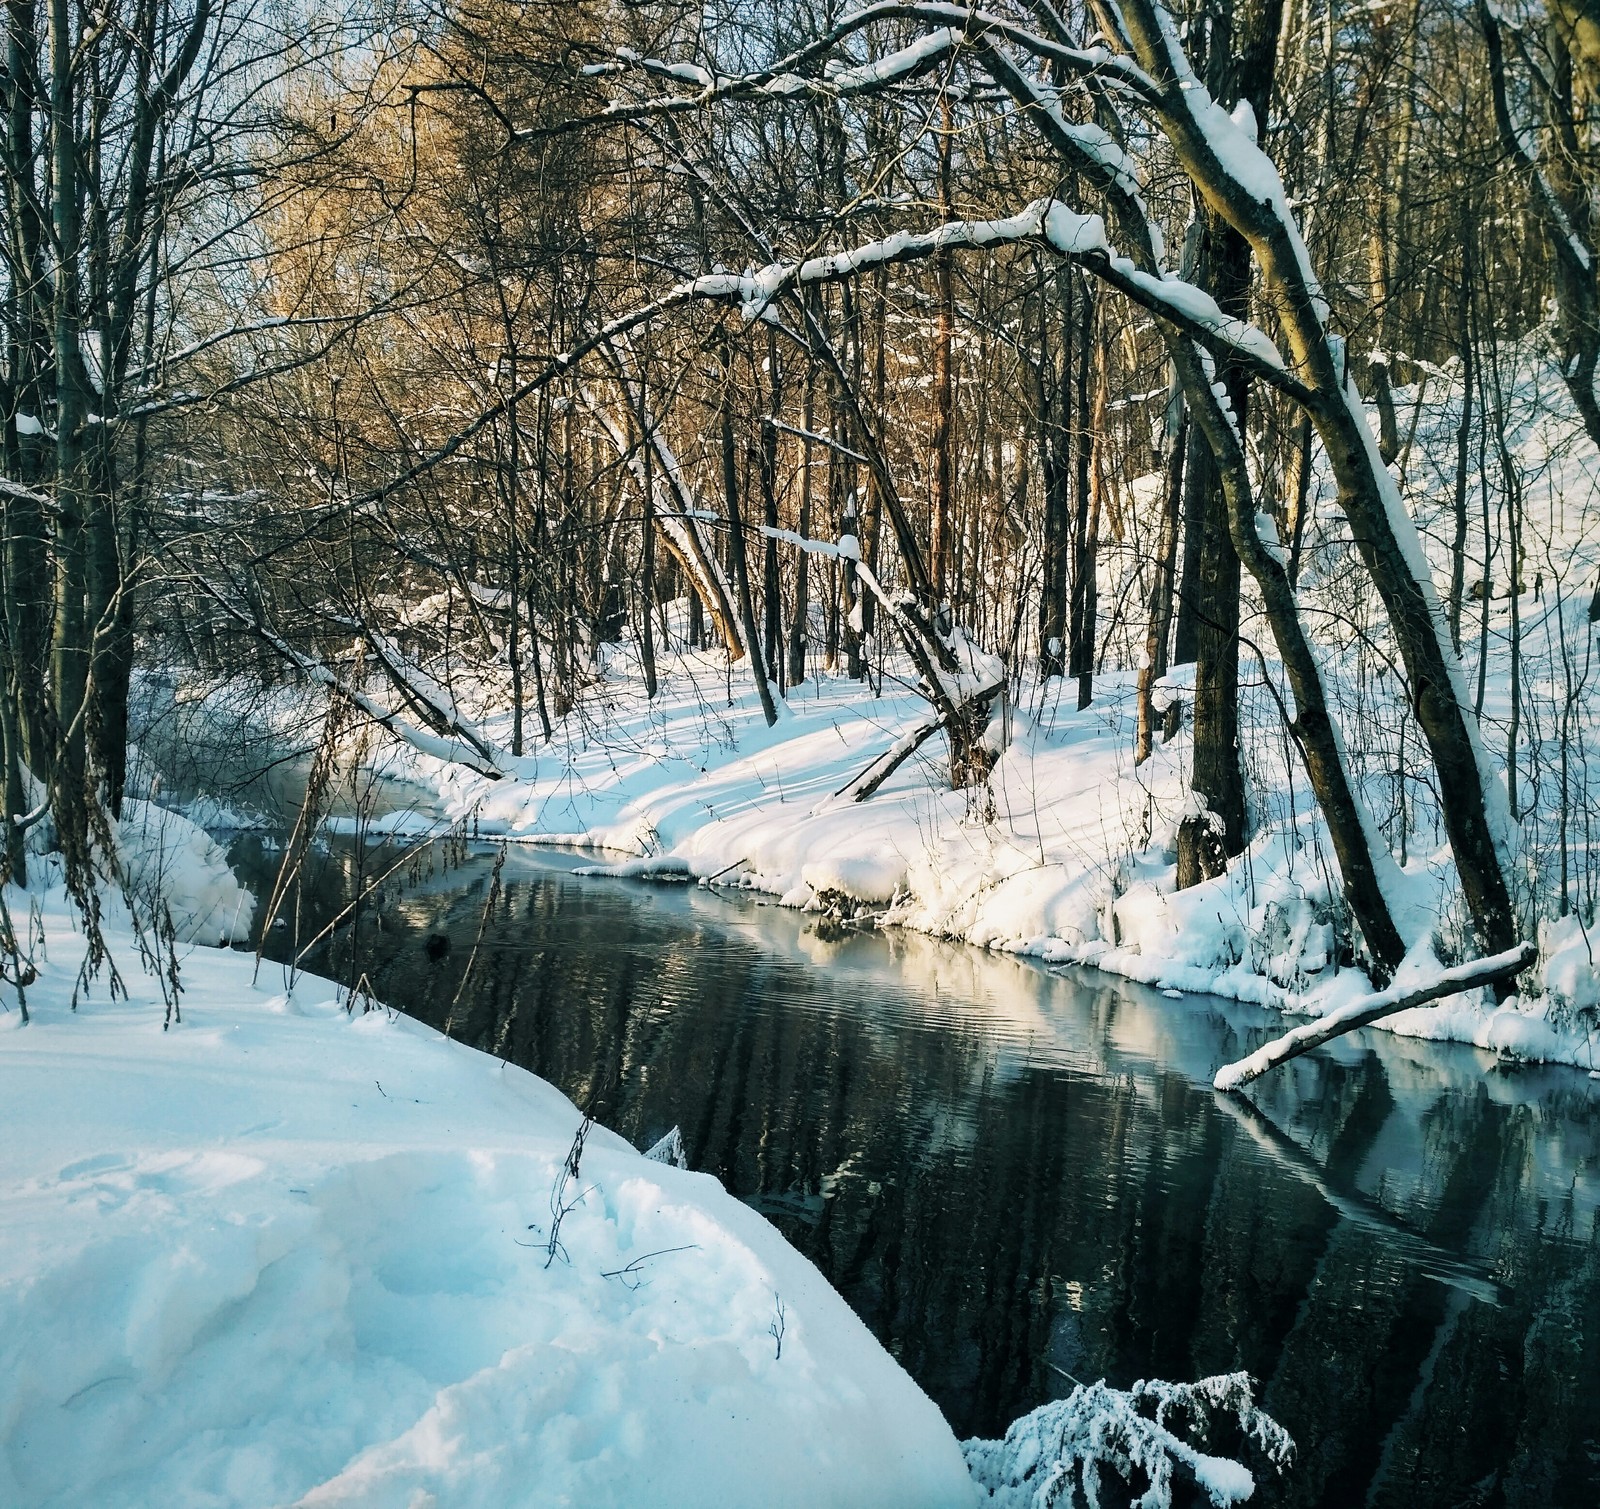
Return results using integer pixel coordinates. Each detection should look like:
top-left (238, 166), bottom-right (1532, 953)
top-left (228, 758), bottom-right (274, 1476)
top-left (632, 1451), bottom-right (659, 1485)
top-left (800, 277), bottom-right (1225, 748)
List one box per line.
top-left (232, 836), bottom-right (1600, 1507)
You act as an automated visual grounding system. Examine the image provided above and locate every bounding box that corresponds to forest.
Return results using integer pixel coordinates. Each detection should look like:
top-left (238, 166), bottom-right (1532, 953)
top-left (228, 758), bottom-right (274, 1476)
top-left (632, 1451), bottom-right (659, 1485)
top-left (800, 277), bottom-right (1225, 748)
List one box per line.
top-left (3, 1), bottom-right (1600, 1505)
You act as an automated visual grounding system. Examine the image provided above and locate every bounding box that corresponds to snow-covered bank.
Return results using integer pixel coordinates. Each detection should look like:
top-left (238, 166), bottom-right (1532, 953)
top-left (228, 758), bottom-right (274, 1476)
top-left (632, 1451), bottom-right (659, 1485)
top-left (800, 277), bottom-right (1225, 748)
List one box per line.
top-left (288, 640), bottom-right (1593, 1078)
top-left (0, 886), bottom-right (978, 1508)
top-left (129, 340), bottom-right (1600, 1080)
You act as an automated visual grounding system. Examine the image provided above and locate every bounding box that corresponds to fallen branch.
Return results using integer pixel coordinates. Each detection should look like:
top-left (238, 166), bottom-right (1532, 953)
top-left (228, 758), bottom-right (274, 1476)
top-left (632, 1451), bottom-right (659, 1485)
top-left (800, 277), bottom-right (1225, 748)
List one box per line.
top-left (832, 717), bottom-right (946, 803)
top-left (701, 854), bottom-right (750, 885)
top-left (193, 577), bottom-right (510, 778)
top-left (1213, 943), bottom-right (1537, 1092)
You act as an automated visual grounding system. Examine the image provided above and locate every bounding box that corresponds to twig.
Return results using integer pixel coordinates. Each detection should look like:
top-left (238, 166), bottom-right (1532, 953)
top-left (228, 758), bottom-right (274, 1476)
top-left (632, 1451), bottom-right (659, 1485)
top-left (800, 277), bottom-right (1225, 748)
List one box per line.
top-left (701, 854), bottom-right (749, 885)
top-left (600, 1244), bottom-right (700, 1290)
top-left (545, 1114), bottom-right (595, 1269)
top-left (769, 1292), bottom-right (787, 1360)
top-left (443, 845), bottom-right (506, 1038)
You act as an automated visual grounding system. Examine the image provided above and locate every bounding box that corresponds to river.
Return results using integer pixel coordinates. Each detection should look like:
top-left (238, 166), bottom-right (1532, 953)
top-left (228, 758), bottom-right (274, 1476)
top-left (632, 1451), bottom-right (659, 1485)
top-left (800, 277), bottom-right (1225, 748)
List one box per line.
top-left (225, 831), bottom-right (1600, 1507)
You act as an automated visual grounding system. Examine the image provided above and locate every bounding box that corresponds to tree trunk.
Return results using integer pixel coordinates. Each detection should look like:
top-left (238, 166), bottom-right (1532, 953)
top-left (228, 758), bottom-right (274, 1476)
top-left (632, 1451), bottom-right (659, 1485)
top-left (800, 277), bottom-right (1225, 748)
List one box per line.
top-left (1, 671), bottom-right (25, 884)
top-left (1136, 414), bottom-right (1186, 764)
top-left (788, 371), bottom-right (814, 687)
top-left (1175, 219), bottom-right (1248, 876)
top-left (1285, 413), bottom-right (1314, 588)
top-left (1069, 306), bottom-right (1104, 711)
top-left (719, 349), bottom-right (778, 727)
top-left (504, 354), bottom-right (526, 753)
top-left (86, 460), bottom-right (133, 816)
top-left (930, 96), bottom-right (955, 608)
top-left (1449, 244), bottom-right (1475, 652)
top-left (1480, 3), bottom-right (1600, 451)
top-left (639, 418), bottom-right (658, 700)
top-left (1176, 422), bottom-right (1245, 879)
top-left (760, 330), bottom-right (783, 688)
top-left (1114, 0), bottom-right (1520, 967)
top-left (49, 0), bottom-right (88, 811)
top-left (1037, 271), bottom-right (1072, 681)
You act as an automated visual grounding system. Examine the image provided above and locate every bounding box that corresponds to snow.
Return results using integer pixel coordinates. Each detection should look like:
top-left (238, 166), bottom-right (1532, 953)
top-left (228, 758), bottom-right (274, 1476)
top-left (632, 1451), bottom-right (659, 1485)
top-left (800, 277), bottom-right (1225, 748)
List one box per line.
top-left (1212, 942), bottom-right (1539, 1091)
top-left (963, 1371), bottom-right (1290, 1509)
top-left (1341, 370), bottom-right (1520, 871)
top-left (116, 798), bottom-right (257, 945)
top-left (138, 316), bottom-right (1600, 1088)
top-left (1542, 912), bottom-right (1600, 1022)
top-left (157, 515), bottom-right (1600, 1079)
top-left (613, 47), bottom-right (712, 91)
top-left (659, 193), bottom-right (1283, 384)
top-left (0, 883), bottom-right (978, 1509)
top-left (826, 28), bottom-right (959, 91)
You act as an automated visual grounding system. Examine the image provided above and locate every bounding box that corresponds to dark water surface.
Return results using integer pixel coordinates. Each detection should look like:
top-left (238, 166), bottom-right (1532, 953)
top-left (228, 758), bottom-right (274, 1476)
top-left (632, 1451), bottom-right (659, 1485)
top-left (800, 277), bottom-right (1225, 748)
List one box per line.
top-left (230, 835), bottom-right (1600, 1507)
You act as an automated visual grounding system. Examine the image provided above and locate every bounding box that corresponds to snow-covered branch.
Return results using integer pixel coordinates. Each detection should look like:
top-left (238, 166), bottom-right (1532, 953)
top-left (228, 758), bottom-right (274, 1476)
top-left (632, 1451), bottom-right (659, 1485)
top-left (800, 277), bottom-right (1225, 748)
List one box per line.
top-left (193, 579), bottom-right (511, 780)
top-left (965, 1370), bottom-right (1293, 1508)
top-left (1214, 943), bottom-right (1539, 1092)
top-left (0, 476), bottom-right (59, 513)
top-left (531, 3), bottom-right (1159, 137)
top-left (686, 199), bottom-right (1304, 403)
top-left (583, 372), bottom-right (748, 660)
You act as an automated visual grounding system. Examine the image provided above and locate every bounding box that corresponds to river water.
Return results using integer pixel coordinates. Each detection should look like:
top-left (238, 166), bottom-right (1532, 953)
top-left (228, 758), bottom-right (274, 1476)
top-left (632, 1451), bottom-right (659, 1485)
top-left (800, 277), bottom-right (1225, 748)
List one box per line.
top-left (227, 833), bottom-right (1600, 1507)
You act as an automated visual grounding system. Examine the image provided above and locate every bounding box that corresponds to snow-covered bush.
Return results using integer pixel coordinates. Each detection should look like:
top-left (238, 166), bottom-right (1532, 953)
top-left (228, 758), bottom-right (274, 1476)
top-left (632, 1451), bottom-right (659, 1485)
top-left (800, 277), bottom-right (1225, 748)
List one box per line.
top-left (1538, 913), bottom-right (1600, 1033)
top-left (963, 1372), bottom-right (1293, 1509)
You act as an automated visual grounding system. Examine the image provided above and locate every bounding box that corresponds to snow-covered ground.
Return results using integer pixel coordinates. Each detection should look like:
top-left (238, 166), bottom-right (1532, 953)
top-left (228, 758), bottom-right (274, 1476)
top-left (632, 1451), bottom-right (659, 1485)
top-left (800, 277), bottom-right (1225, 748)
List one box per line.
top-left (3, 861), bottom-right (1293, 1507)
top-left (0, 877), bottom-right (978, 1508)
top-left (145, 347), bottom-right (1590, 1078)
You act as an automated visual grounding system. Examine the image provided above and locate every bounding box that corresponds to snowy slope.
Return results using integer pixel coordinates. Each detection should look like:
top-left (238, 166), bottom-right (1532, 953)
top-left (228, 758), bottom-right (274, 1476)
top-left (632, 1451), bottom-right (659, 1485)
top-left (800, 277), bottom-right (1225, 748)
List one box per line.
top-left (296, 642), bottom-right (1591, 1076)
top-left (0, 888), bottom-right (977, 1509)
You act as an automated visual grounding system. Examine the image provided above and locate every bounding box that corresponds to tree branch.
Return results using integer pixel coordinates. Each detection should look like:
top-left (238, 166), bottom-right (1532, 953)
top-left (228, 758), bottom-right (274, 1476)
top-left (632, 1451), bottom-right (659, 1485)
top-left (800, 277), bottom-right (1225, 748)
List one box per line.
top-left (1214, 944), bottom-right (1538, 1091)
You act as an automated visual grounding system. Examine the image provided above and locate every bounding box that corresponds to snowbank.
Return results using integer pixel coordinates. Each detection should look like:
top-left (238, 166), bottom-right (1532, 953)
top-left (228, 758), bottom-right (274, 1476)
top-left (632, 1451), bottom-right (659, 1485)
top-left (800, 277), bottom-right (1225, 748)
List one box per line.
top-left (153, 336), bottom-right (1600, 1075)
top-left (116, 797), bottom-right (257, 944)
top-left (0, 887), bottom-right (976, 1509)
top-left (320, 644), bottom-right (1600, 1078)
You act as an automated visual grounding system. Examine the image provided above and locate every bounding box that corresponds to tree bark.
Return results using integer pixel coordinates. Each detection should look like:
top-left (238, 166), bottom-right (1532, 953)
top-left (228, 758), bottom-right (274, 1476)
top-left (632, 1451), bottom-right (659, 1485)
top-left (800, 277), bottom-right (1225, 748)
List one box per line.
top-left (930, 94), bottom-right (955, 608)
top-left (759, 330), bottom-right (783, 687)
top-left (1069, 303), bottom-right (1104, 712)
top-left (719, 346), bottom-right (778, 726)
top-left (1135, 413), bottom-right (1186, 764)
top-left (1480, 4), bottom-right (1600, 451)
top-left (788, 371), bottom-right (814, 687)
top-left (1037, 270), bottom-right (1072, 680)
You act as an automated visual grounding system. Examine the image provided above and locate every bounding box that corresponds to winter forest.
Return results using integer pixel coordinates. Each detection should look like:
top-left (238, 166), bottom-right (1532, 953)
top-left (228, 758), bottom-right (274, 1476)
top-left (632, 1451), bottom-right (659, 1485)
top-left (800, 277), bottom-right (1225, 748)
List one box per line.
top-left (4, 0), bottom-right (1600, 1505)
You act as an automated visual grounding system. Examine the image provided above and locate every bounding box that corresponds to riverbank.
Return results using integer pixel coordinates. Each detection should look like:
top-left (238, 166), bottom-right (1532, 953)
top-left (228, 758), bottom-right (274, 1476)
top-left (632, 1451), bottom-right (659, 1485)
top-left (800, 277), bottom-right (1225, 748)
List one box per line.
top-left (0, 875), bottom-right (979, 1508)
top-left (155, 633), bottom-right (1597, 1076)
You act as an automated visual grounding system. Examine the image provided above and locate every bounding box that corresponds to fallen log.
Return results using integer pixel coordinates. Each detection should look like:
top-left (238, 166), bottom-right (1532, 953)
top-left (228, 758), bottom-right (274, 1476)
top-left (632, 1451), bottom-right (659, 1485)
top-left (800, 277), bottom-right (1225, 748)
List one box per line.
top-left (833, 717), bottom-right (946, 804)
top-left (1213, 942), bottom-right (1537, 1092)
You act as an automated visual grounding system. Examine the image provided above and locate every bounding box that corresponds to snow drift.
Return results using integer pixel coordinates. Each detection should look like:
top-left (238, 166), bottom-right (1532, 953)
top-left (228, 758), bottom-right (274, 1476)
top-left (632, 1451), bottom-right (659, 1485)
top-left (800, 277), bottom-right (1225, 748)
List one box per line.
top-left (0, 887), bottom-right (975, 1509)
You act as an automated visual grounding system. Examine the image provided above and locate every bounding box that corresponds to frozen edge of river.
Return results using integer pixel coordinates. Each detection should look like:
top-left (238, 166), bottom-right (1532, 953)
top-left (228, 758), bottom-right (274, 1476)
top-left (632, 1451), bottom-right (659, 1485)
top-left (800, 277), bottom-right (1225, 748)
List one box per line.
top-left (132, 653), bottom-right (1600, 1078)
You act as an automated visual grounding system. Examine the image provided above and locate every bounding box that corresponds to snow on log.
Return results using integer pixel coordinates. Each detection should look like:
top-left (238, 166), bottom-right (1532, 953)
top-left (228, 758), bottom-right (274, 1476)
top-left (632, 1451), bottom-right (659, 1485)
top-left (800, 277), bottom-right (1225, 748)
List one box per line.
top-left (832, 717), bottom-right (946, 804)
top-left (1213, 943), bottom-right (1538, 1092)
